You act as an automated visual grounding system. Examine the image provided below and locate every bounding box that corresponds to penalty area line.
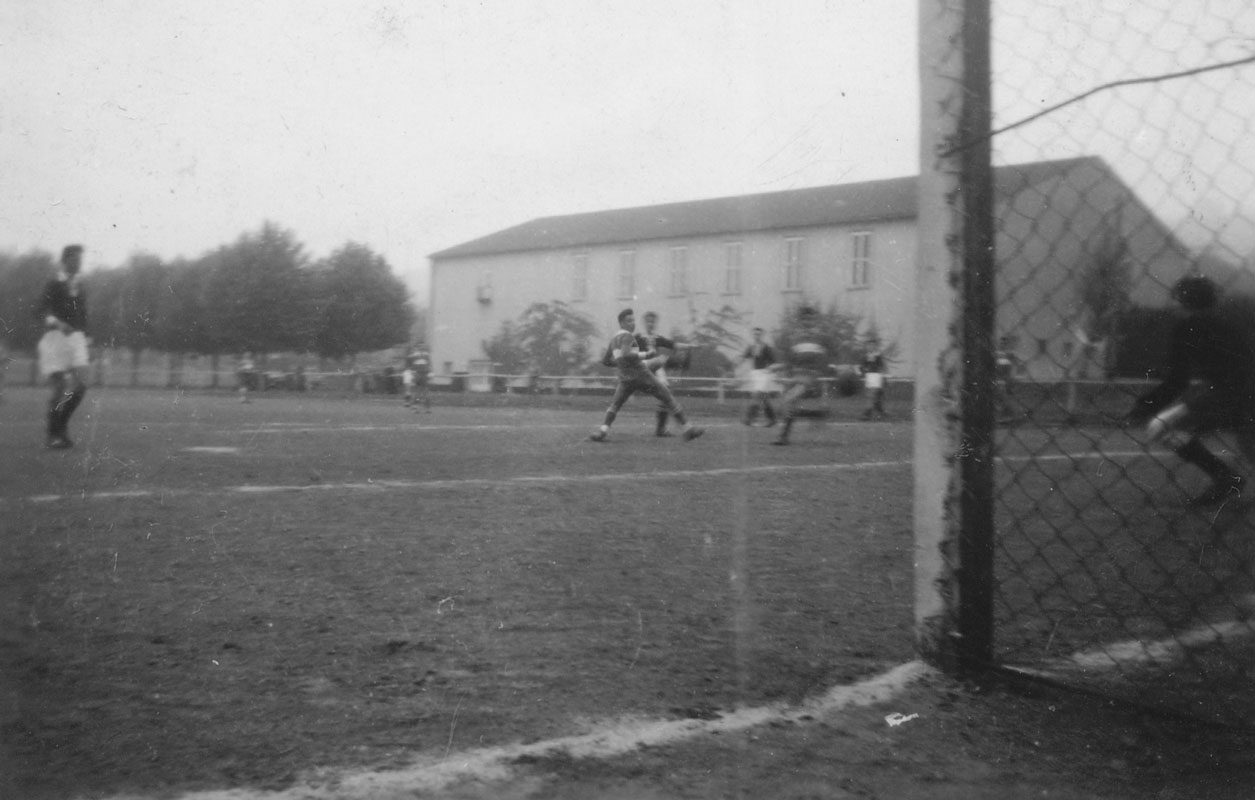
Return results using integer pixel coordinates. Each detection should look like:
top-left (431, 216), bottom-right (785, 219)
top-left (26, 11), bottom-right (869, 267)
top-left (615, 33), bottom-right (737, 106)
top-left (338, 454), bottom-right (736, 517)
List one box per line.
top-left (114, 660), bottom-right (933, 800)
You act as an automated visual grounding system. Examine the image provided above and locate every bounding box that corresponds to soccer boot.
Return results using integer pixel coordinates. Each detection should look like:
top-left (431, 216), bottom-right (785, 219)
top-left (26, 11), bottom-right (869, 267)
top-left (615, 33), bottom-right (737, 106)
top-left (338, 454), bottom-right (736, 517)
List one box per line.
top-left (1186, 475), bottom-right (1245, 507)
top-left (682, 427), bottom-right (704, 442)
top-left (589, 430), bottom-right (608, 442)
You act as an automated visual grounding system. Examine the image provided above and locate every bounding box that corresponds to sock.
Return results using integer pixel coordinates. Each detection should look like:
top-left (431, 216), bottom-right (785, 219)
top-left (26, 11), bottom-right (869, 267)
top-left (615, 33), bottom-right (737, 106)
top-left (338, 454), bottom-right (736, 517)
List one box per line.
top-left (778, 418), bottom-right (793, 439)
top-left (58, 388), bottom-right (85, 437)
top-left (1176, 439), bottom-right (1236, 482)
top-left (63, 387), bottom-right (85, 417)
top-left (656, 410), bottom-right (668, 433)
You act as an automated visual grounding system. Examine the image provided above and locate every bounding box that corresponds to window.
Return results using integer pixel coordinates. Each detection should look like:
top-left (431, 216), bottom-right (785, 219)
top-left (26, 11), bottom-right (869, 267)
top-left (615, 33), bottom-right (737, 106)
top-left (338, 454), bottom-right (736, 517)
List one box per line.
top-left (572, 252), bottom-right (589, 301)
top-left (851, 232), bottom-right (872, 288)
top-left (617, 250), bottom-right (636, 298)
top-left (724, 242), bottom-right (743, 295)
top-left (669, 246), bottom-right (689, 296)
top-left (784, 237), bottom-right (804, 292)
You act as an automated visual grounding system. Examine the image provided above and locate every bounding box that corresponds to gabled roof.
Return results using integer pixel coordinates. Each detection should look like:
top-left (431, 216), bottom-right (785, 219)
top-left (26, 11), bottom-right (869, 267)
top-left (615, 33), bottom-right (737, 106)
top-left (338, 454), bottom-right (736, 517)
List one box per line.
top-left (430, 156), bottom-right (1107, 260)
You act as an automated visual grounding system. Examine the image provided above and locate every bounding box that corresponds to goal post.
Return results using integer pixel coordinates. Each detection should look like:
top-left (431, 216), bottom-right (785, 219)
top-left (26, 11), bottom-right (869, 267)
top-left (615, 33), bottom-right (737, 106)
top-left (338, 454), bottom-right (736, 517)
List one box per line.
top-left (914, 0), bottom-right (996, 676)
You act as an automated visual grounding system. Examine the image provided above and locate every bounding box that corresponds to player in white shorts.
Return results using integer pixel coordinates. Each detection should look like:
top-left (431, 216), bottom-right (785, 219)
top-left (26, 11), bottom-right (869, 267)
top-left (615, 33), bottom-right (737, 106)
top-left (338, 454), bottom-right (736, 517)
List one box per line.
top-left (38, 244), bottom-right (90, 449)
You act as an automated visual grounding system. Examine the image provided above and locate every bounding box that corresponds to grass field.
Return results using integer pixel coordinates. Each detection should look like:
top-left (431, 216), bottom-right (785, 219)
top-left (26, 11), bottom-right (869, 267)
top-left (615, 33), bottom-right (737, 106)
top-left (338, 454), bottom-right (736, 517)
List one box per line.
top-left (3, 386), bottom-right (1254, 799)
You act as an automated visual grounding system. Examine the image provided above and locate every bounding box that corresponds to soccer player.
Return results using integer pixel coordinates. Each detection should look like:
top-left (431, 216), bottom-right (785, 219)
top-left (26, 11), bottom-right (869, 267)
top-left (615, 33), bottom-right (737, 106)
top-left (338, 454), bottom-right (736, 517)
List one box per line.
top-left (401, 364), bottom-right (416, 407)
top-left (637, 311), bottom-right (692, 437)
top-left (410, 349), bottom-right (432, 412)
top-left (236, 354), bottom-right (255, 403)
top-left (38, 244), bottom-right (90, 448)
top-left (771, 309), bottom-right (829, 446)
top-left (1126, 275), bottom-right (1255, 507)
top-left (742, 327), bottom-right (778, 427)
top-left (590, 308), bottom-right (703, 443)
top-left (859, 344), bottom-right (887, 420)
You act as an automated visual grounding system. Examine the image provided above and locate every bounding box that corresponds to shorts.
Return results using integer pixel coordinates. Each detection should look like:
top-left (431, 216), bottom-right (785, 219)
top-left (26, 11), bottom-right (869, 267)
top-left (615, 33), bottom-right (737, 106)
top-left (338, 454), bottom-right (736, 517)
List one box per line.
top-left (39, 329), bottom-right (89, 378)
top-left (748, 369), bottom-right (776, 394)
top-left (864, 372), bottom-right (884, 390)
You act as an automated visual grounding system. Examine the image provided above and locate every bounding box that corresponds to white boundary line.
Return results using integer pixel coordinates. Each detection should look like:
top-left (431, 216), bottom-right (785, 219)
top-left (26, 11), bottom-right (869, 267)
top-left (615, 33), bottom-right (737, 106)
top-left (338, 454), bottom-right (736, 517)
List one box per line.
top-left (14, 460), bottom-right (913, 505)
top-left (106, 660), bottom-right (933, 800)
top-left (1010, 597), bottom-right (1255, 674)
top-left (12, 449), bottom-right (1152, 506)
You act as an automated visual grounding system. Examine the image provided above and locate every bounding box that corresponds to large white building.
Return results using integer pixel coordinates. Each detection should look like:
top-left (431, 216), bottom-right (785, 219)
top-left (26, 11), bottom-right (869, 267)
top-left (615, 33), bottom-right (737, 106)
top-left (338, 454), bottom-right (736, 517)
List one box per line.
top-left (428, 156), bottom-right (1192, 381)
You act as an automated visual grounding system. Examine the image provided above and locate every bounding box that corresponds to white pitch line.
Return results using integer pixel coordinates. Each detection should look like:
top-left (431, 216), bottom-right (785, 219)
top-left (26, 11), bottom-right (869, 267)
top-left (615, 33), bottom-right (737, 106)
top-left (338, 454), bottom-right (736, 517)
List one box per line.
top-left (16, 460), bottom-right (912, 505)
top-left (11, 449), bottom-right (1157, 506)
top-left (237, 421), bottom-right (810, 434)
top-left (105, 660), bottom-right (933, 800)
top-left (1011, 598), bottom-right (1255, 674)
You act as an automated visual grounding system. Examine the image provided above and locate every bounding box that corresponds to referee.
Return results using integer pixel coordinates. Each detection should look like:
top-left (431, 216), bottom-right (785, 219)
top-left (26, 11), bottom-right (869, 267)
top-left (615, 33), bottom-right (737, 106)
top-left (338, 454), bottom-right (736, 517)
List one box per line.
top-left (38, 244), bottom-right (90, 449)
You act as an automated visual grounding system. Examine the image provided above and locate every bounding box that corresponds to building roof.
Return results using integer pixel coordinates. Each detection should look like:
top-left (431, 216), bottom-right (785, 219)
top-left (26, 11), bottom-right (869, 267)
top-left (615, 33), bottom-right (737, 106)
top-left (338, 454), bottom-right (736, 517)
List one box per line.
top-left (430, 156), bottom-right (1107, 260)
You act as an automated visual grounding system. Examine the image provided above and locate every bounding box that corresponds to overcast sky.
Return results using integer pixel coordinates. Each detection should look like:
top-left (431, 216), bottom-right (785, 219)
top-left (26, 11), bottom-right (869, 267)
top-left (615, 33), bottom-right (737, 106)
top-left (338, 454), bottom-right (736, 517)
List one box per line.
top-left (1, 0), bottom-right (920, 302)
top-left (5, 0), bottom-right (1251, 304)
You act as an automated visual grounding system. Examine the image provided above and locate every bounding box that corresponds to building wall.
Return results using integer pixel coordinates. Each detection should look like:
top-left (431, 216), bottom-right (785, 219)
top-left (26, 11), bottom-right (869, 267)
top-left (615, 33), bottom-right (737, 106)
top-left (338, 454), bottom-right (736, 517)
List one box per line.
top-left (429, 164), bottom-right (1193, 382)
top-left (995, 160), bottom-right (1190, 380)
top-left (430, 219), bottom-right (918, 376)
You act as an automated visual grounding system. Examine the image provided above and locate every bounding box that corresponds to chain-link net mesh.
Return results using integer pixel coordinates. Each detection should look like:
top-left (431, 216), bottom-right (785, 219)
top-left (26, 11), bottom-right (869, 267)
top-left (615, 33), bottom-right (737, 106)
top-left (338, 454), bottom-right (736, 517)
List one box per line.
top-left (984, 0), bottom-right (1255, 726)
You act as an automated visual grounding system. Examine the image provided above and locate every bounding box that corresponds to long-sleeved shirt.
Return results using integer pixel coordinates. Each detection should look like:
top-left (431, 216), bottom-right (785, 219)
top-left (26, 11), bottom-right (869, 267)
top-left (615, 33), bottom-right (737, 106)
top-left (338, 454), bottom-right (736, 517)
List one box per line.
top-left (40, 274), bottom-right (88, 333)
top-left (1132, 311), bottom-right (1254, 420)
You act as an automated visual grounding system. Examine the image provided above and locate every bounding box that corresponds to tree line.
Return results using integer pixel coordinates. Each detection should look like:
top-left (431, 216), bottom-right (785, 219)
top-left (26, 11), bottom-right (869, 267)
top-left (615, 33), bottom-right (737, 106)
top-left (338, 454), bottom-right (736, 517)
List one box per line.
top-left (0, 222), bottom-right (417, 372)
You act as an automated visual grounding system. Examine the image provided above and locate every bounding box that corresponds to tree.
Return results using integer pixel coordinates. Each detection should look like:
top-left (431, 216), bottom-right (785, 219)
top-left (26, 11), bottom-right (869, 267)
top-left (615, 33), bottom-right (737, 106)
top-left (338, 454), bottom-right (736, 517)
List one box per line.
top-left (203, 222), bottom-right (314, 357)
top-left (677, 304), bottom-right (749, 377)
top-left (158, 258), bottom-right (216, 355)
top-left (1069, 226), bottom-right (1132, 379)
top-left (79, 255), bottom-right (177, 385)
top-left (482, 301), bottom-right (598, 375)
top-left (0, 250), bottom-right (56, 352)
top-left (310, 242), bottom-right (414, 360)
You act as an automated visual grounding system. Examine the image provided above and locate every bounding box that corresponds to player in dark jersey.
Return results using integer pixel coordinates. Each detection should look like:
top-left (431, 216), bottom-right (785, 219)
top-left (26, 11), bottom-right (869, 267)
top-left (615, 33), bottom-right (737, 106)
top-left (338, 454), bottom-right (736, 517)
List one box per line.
top-left (590, 308), bottom-right (703, 443)
top-left (409, 349), bottom-right (432, 412)
top-left (771, 340), bottom-right (829, 445)
top-left (1127, 275), bottom-right (1255, 507)
top-left (636, 311), bottom-right (692, 437)
top-left (37, 244), bottom-right (90, 449)
top-left (859, 345), bottom-right (887, 420)
top-left (742, 327), bottom-right (778, 426)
